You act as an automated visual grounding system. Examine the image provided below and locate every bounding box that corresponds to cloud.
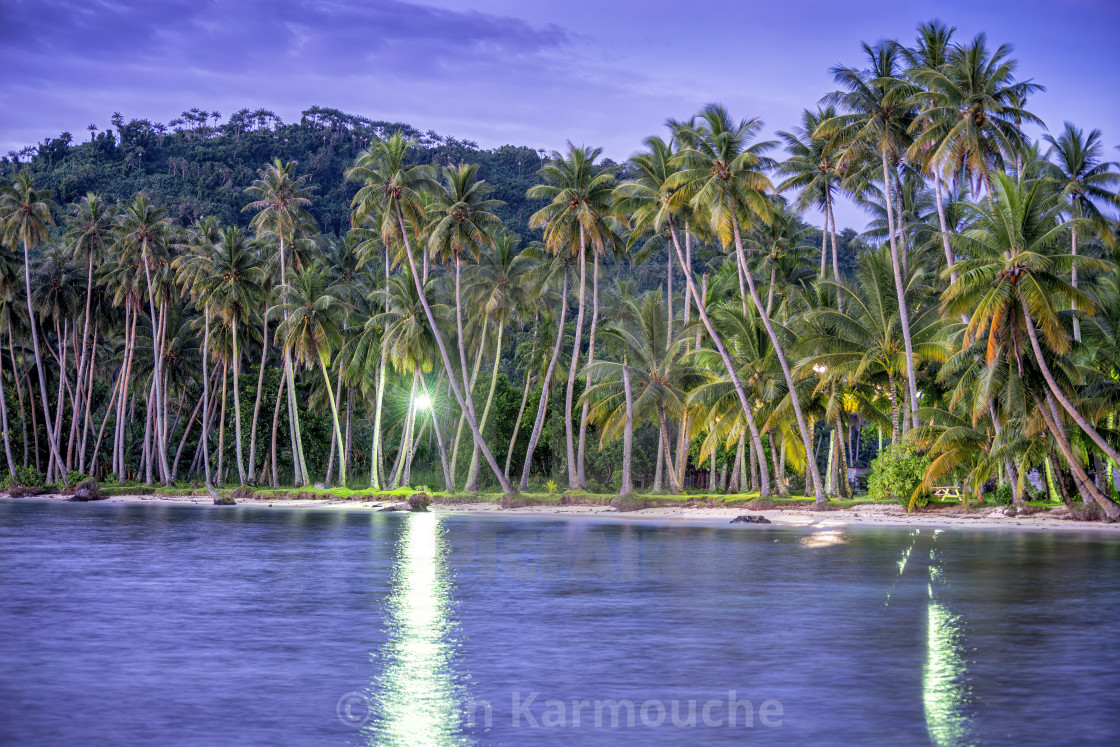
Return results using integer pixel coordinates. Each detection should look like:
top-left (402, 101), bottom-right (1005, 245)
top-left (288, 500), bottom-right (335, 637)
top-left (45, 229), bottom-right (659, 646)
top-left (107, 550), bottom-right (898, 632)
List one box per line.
top-left (1, 0), bottom-right (571, 74)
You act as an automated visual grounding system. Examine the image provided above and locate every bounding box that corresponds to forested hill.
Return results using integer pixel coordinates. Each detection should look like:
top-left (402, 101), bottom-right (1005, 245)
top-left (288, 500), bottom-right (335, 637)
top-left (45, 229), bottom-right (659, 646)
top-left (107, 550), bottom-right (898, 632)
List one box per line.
top-left (1, 105), bottom-right (578, 239)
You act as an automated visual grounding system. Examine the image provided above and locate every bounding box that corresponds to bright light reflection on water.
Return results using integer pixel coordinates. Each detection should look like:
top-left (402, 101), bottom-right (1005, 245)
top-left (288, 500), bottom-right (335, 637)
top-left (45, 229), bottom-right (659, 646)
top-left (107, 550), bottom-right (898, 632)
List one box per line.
top-left (923, 533), bottom-right (975, 747)
top-left (363, 514), bottom-right (471, 746)
top-left (800, 529), bottom-right (848, 549)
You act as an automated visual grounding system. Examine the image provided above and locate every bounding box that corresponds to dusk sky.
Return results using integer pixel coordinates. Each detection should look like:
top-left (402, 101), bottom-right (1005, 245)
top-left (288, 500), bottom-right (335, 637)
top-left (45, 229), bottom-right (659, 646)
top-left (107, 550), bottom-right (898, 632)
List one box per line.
top-left (2, 0), bottom-right (1117, 229)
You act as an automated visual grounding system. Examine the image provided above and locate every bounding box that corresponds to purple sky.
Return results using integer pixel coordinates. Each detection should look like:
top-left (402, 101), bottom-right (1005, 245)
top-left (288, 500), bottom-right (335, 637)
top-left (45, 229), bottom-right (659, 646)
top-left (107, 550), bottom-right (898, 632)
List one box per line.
top-left (2, 0), bottom-right (1117, 229)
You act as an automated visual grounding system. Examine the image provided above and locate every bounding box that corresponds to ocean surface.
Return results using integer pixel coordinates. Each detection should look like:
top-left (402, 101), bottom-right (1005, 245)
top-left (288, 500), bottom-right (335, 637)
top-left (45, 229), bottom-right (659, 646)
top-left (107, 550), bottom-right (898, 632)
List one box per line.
top-left (1, 499), bottom-right (1118, 746)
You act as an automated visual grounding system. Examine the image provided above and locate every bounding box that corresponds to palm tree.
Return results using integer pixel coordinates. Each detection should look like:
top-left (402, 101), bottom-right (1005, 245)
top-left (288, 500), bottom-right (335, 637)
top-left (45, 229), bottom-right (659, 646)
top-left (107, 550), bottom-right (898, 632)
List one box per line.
top-left (244, 159), bottom-right (317, 486)
top-left (427, 163), bottom-right (504, 488)
top-left (1043, 123), bottom-right (1120, 342)
top-left (671, 104), bottom-right (826, 503)
top-left (63, 193), bottom-right (113, 472)
top-left (375, 268), bottom-right (440, 486)
top-left (584, 290), bottom-right (701, 493)
top-left (903, 20), bottom-right (960, 283)
top-left (821, 41), bottom-right (923, 433)
top-left (196, 227), bottom-right (266, 485)
top-left (527, 144), bottom-right (616, 490)
top-left (944, 173), bottom-right (1120, 517)
top-left (800, 247), bottom-right (951, 444)
top-left (776, 107), bottom-right (844, 280)
top-left (114, 193), bottom-right (176, 484)
top-left (348, 133), bottom-right (515, 493)
top-left (274, 267), bottom-right (351, 486)
top-left (1, 173), bottom-right (65, 481)
top-left (463, 230), bottom-right (531, 490)
top-left (618, 132), bottom-right (776, 495)
top-left (516, 245), bottom-right (572, 490)
top-left (908, 33), bottom-right (1043, 199)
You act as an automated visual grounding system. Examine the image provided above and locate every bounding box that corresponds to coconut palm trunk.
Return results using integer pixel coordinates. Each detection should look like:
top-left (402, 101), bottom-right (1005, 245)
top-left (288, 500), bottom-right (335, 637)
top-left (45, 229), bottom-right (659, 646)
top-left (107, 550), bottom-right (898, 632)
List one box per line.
top-left (657, 405), bottom-right (682, 493)
top-left (467, 325), bottom-right (504, 491)
top-left (619, 361), bottom-right (634, 497)
top-left (247, 314), bottom-right (269, 482)
top-left (933, 173), bottom-right (957, 283)
top-left (269, 366), bottom-right (284, 487)
top-left (370, 345), bottom-right (388, 489)
top-left (450, 317), bottom-right (487, 482)
top-left (277, 233), bottom-right (309, 486)
top-left (1034, 391), bottom-right (1118, 519)
top-left (140, 253), bottom-right (171, 483)
top-left (1021, 300), bottom-right (1120, 469)
top-left (0, 346), bottom-right (16, 476)
top-left (319, 358), bottom-right (347, 487)
top-left (172, 390), bottom-right (206, 479)
top-left (576, 252), bottom-right (600, 489)
top-left (505, 371), bottom-right (533, 480)
top-left (564, 224), bottom-right (588, 490)
top-left (231, 319), bottom-right (246, 484)
top-left (519, 270), bottom-right (569, 491)
top-left (394, 203), bottom-right (515, 493)
top-left (325, 371), bottom-right (343, 484)
top-left (217, 360), bottom-right (228, 484)
top-left (7, 329), bottom-right (28, 467)
top-left (22, 238), bottom-right (65, 481)
top-left (880, 150), bottom-right (920, 432)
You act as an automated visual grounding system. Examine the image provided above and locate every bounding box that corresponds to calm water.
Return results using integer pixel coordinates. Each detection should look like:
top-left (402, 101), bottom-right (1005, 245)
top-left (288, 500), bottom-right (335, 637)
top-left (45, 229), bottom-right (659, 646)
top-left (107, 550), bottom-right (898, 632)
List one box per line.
top-left (1, 500), bottom-right (1118, 746)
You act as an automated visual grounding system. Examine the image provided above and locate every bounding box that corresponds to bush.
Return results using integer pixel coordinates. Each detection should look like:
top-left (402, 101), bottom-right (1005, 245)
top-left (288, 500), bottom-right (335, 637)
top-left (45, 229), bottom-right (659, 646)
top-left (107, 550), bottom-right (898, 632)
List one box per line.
top-left (15, 465), bottom-right (43, 488)
top-left (867, 442), bottom-right (932, 509)
top-left (992, 483), bottom-right (1014, 506)
top-left (64, 470), bottom-right (88, 486)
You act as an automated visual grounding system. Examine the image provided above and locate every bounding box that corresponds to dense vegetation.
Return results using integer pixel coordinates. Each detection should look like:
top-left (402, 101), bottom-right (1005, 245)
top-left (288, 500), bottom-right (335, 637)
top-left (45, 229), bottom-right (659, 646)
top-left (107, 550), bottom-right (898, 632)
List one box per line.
top-left (2, 22), bottom-right (1118, 518)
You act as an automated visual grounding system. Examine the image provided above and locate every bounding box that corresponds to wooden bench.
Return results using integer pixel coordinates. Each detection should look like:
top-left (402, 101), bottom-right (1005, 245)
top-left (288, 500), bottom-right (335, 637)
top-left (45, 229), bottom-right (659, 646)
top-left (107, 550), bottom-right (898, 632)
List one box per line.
top-left (932, 486), bottom-right (961, 500)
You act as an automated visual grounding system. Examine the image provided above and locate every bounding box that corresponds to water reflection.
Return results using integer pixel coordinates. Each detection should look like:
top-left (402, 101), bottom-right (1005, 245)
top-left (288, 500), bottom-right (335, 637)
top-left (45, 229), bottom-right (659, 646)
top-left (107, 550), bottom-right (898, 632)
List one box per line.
top-left (363, 514), bottom-right (472, 746)
top-left (923, 531), bottom-right (975, 747)
top-left (799, 529), bottom-right (848, 549)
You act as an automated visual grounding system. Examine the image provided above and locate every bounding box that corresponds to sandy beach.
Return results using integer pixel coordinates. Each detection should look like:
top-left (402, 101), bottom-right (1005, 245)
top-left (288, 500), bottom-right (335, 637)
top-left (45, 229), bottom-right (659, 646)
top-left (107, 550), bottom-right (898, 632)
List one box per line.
top-left (8, 492), bottom-right (1119, 533)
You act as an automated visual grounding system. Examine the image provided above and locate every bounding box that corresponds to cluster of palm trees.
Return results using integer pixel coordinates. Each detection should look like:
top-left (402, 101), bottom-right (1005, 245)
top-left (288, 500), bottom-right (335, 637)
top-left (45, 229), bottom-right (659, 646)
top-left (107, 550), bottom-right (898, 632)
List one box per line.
top-left (1, 22), bottom-right (1118, 516)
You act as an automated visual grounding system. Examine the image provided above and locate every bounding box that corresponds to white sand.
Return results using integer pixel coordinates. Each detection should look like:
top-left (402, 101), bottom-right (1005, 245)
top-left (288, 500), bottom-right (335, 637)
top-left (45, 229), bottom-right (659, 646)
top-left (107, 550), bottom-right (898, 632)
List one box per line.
top-left (11, 492), bottom-right (1119, 533)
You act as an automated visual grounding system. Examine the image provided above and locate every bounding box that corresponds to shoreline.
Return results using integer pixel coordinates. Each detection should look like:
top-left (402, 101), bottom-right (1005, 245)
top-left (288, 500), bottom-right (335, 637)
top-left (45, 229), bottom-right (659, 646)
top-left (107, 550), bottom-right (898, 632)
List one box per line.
top-left (6, 492), bottom-right (1119, 533)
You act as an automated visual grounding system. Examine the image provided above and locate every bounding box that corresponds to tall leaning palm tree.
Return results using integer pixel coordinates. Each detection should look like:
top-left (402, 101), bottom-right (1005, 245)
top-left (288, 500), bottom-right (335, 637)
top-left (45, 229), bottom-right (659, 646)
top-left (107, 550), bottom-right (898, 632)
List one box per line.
top-left (944, 173), bottom-right (1120, 517)
top-left (528, 144), bottom-right (616, 490)
top-left (348, 132), bottom-right (516, 493)
top-left (274, 267), bottom-right (351, 486)
top-left (427, 163), bottom-right (503, 488)
top-left (671, 104), bottom-right (826, 503)
top-left (1043, 122), bottom-right (1120, 342)
top-left (618, 132), bottom-right (774, 496)
top-left (244, 159), bottom-right (317, 486)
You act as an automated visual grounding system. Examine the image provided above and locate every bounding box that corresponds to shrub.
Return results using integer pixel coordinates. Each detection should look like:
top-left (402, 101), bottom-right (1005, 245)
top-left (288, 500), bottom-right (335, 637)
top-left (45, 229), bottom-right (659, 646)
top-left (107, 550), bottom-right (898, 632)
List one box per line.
top-left (867, 442), bottom-right (931, 509)
top-left (15, 465), bottom-right (43, 488)
top-left (65, 470), bottom-right (88, 486)
top-left (992, 483), bottom-right (1014, 506)
top-left (545, 479), bottom-right (559, 496)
